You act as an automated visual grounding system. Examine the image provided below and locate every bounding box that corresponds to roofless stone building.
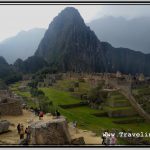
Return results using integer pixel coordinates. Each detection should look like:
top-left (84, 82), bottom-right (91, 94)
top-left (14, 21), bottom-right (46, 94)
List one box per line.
top-left (0, 90), bottom-right (22, 116)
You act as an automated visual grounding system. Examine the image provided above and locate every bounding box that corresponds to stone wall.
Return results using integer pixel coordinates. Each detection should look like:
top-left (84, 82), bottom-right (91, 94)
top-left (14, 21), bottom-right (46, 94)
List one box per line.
top-left (59, 102), bottom-right (87, 109)
top-left (108, 100), bottom-right (130, 107)
top-left (107, 108), bottom-right (138, 117)
top-left (0, 100), bottom-right (22, 116)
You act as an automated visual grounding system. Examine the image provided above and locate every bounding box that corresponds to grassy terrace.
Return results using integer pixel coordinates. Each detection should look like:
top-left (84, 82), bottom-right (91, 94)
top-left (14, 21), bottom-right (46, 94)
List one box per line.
top-left (105, 106), bottom-right (132, 111)
top-left (10, 82), bottom-right (38, 108)
top-left (40, 87), bottom-right (81, 105)
top-left (132, 85), bottom-right (150, 114)
top-left (39, 86), bottom-right (150, 136)
top-left (54, 79), bottom-right (91, 93)
top-left (108, 91), bottom-right (128, 100)
top-left (10, 82), bottom-right (31, 98)
top-left (132, 85), bottom-right (150, 96)
top-left (10, 80), bottom-right (150, 143)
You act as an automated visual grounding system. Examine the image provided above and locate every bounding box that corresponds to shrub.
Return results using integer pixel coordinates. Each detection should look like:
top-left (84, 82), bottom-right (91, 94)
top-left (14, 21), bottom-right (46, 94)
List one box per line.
top-left (0, 80), bottom-right (7, 90)
top-left (74, 82), bottom-right (79, 88)
top-left (4, 74), bottom-right (22, 85)
top-left (28, 81), bottom-right (38, 88)
top-left (30, 88), bottom-right (45, 97)
top-left (38, 96), bottom-right (53, 113)
top-left (78, 78), bottom-right (85, 82)
top-left (68, 87), bottom-right (74, 92)
top-left (87, 85), bottom-right (108, 103)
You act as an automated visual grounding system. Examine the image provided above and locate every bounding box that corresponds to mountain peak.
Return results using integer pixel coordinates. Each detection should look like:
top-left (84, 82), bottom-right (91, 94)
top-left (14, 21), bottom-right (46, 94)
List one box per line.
top-left (35, 7), bottom-right (105, 72)
top-left (61, 7), bottom-right (79, 13)
top-left (49, 7), bottom-right (85, 29)
top-left (58, 7), bottom-right (81, 18)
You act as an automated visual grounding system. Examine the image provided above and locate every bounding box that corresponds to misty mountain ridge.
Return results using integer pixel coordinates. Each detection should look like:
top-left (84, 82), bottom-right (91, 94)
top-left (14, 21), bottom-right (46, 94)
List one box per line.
top-left (88, 16), bottom-right (150, 54)
top-left (1, 14), bottom-right (150, 65)
top-left (1, 7), bottom-right (150, 77)
top-left (33, 7), bottom-right (150, 76)
top-left (0, 28), bottom-right (46, 64)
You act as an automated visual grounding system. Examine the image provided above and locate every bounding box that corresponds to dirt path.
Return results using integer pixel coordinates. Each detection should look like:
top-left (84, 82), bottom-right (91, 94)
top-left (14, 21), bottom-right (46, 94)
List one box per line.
top-left (0, 110), bottom-right (101, 145)
top-left (69, 125), bottom-right (101, 145)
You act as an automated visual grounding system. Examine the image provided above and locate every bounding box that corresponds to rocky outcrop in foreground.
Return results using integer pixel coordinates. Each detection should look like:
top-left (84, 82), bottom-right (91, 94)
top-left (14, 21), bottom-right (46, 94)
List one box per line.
top-left (29, 117), bottom-right (86, 145)
top-left (0, 120), bottom-right (10, 134)
top-left (29, 118), bottom-right (71, 145)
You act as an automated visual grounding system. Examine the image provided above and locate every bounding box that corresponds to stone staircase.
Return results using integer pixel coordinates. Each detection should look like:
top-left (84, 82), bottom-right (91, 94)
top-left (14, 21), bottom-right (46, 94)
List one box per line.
top-left (108, 78), bottom-right (150, 122)
top-left (105, 91), bottom-right (138, 117)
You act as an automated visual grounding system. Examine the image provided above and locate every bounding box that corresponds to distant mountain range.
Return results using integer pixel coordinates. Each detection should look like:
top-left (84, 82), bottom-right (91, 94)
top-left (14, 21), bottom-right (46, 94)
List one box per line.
top-left (34, 7), bottom-right (150, 75)
top-left (88, 16), bottom-right (150, 54)
top-left (1, 7), bottom-right (150, 77)
top-left (1, 14), bottom-right (150, 65)
top-left (0, 28), bottom-right (46, 64)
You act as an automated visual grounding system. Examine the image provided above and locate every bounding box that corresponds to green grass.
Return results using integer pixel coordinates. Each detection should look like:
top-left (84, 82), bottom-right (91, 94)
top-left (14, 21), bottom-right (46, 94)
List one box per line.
top-left (54, 79), bottom-right (91, 94)
top-left (39, 87), bottom-right (81, 105)
top-left (107, 99), bottom-right (129, 103)
top-left (54, 79), bottom-right (74, 90)
top-left (105, 106), bottom-right (133, 111)
top-left (15, 91), bottom-right (31, 98)
top-left (59, 106), bottom-right (150, 135)
top-left (10, 82), bottom-right (36, 108)
top-left (132, 86), bottom-right (150, 96)
top-left (10, 82), bottom-right (21, 91)
top-left (40, 86), bottom-right (150, 137)
top-left (10, 81), bottom-right (150, 144)
top-left (10, 82), bottom-right (31, 98)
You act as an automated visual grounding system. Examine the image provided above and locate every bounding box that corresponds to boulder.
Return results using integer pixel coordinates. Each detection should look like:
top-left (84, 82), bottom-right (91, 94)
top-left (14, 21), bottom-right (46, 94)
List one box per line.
top-left (29, 117), bottom-right (71, 145)
top-left (71, 137), bottom-right (85, 145)
top-left (0, 120), bottom-right (10, 134)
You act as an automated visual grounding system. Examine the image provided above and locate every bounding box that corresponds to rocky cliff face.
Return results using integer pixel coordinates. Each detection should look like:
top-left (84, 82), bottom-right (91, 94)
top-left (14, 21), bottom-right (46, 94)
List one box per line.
top-left (35, 7), bottom-right (107, 73)
top-left (101, 42), bottom-right (150, 76)
top-left (35, 7), bottom-right (150, 76)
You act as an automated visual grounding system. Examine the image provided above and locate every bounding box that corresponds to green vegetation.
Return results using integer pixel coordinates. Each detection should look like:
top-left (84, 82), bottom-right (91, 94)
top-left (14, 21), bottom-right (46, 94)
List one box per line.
top-left (54, 78), bottom-right (91, 94)
top-left (105, 106), bottom-right (133, 111)
top-left (39, 84), bottom-right (150, 137)
top-left (132, 85), bottom-right (150, 96)
top-left (132, 85), bottom-right (150, 114)
top-left (10, 79), bottom-right (150, 144)
top-left (4, 73), bottom-right (22, 85)
top-left (0, 79), bottom-right (7, 90)
top-left (30, 88), bottom-right (44, 97)
top-left (88, 83), bottom-right (107, 103)
top-left (40, 87), bottom-right (81, 105)
top-left (11, 82), bottom-right (57, 114)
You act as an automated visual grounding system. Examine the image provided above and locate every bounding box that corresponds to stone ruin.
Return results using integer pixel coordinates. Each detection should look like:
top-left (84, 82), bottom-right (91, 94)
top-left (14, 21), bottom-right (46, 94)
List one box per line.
top-left (38, 73), bottom-right (63, 88)
top-left (0, 90), bottom-right (22, 116)
top-left (29, 117), bottom-right (85, 145)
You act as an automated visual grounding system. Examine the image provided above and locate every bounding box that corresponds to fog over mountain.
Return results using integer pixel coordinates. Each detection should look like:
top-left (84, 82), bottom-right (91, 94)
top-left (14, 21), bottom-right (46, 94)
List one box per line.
top-left (1, 12), bottom-right (150, 65)
top-left (0, 28), bottom-right (46, 64)
top-left (33, 7), bottom-right (150, 76)
top-left (88, 16), bottom-right (150, 54)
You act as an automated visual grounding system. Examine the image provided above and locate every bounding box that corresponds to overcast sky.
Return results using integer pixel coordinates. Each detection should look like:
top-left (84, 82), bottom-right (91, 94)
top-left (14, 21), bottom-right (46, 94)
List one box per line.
top-left (0, 5), bottom-right (150, 41)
